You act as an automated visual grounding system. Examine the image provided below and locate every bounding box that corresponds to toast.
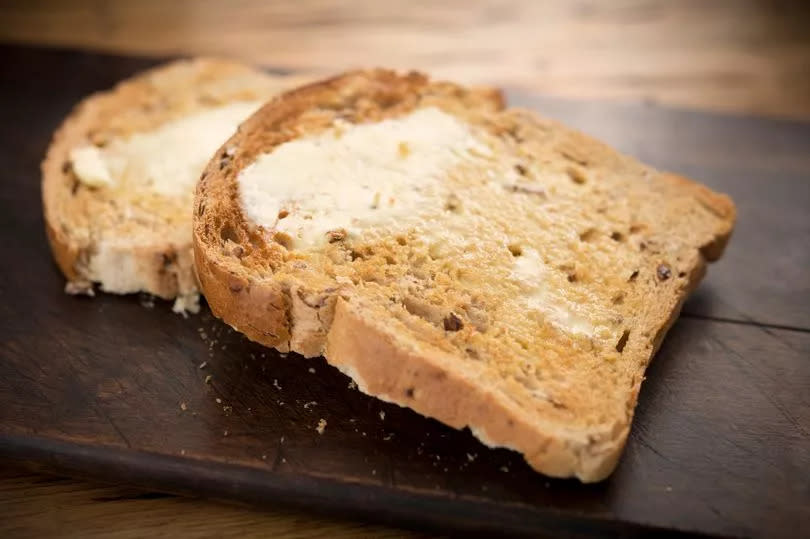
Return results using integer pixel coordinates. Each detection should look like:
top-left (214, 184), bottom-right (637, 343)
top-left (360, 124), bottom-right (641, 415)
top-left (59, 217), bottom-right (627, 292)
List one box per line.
top-left (42, 58), bottom-right (305, 312)
top-left (192, 70), bottom-right (734, 481)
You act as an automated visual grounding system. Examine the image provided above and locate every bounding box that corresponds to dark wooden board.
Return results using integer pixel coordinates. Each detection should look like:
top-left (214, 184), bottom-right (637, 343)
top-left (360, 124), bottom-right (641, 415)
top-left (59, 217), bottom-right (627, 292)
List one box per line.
top-left (1, 45), bottom-right (808, 538)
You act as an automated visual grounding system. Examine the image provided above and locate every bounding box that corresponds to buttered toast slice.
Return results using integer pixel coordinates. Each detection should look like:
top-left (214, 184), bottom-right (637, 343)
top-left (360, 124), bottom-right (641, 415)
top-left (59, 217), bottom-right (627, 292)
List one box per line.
top-left (42, 58), bottom-right (306, 312)
top-left (193, 70), bottom-right (734, 481)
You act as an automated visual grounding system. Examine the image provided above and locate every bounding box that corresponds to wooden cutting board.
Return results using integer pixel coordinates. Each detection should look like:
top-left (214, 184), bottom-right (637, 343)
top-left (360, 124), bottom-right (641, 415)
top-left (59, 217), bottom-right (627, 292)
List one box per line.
top-left (1, 45), bottom-right (808, 539)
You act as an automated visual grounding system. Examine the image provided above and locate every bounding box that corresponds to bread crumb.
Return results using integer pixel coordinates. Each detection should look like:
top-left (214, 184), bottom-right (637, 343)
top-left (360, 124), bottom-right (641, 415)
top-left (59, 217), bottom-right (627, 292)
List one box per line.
top-left (500, 466), bottom-right (509, 473)
top-left (215, 398), bottom-right (222, 404)
top-left (139, 294), bottom-right (155, 309)
top-left (280, 436), bottom-right (285, 444)
top-left (273, 379), bottom-right (282, 390)
top-left (316, 419), bottom-right (327, 434)
top-left (261, 454), bottom-right (267, 460)
top-left (172, 293), bottom-right (200, 315)
top-left (65, 281), bottom-right (94, 296)
top-left (204, 374), bottom-right (213, 384)
top-left (379, 411), bottom-right (385, 421)
top-left (282, 457), bottom-right (287, 463)
top-left (198, 361), bottom-right (208, 369)
top-left (303, 401), bottom-right (317, 410)
top-left (466, 453), bottom-right (477, 462)
top-left (348, 380), bottom-right (358, 390)
top-left (180, 449), bottom-right (186, 456)
top-left (371, 469), bottom-right (377, 475)
top-left (179, 402), bottom-right (187, 411)
top-left (383, 433), bottom-right (394, 441)
top-left (666, 486), bottom-right (673, 492)
top-left (308, 367), bottom-right (316, 374)
top-left (223, 429), bottom-right (229, 437)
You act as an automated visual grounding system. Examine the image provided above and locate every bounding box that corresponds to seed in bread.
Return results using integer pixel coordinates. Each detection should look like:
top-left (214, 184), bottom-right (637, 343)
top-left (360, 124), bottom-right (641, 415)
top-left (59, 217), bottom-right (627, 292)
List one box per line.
top-left (192, 70), bottom-right (734, 481)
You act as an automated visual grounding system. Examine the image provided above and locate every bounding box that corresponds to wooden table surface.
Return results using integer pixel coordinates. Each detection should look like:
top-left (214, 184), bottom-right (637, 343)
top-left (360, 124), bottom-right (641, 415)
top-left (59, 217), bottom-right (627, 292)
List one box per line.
top-left (2, 0), bottom-right (810, 119)
top-left (1, 1), bottom-right (809, 538)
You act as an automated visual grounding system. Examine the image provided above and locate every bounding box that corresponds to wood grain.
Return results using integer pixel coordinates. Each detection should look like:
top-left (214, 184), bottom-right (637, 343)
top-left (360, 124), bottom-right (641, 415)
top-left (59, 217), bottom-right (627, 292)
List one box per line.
top-left (0, 466), bottom-right (427, 539)
top-left (1, 46), bottom-right (809, 538)
top-left (1, 0), bottom-right (809, 118)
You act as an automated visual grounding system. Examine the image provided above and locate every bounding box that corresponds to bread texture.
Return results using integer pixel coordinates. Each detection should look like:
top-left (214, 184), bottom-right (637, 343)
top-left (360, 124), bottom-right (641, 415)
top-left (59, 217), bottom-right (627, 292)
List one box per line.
top-left (192, 70), bottom-right (734, 481)
top-left (42, 58), bottom-right (304, 312)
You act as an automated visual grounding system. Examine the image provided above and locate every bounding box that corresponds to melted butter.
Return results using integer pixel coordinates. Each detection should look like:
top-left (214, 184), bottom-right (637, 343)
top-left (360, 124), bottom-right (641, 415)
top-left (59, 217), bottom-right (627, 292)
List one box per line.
top-left (510, 247), bottom-right (596, 337)
top-left (237, 107), bottom-right (490, 249)
top-left (70, 101), bottom-right (262, 197)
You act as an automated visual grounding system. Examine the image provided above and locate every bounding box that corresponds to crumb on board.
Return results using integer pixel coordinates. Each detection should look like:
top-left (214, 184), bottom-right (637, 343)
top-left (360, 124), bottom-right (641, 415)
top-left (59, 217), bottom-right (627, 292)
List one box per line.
top-left (500, 466), bottom-right (509, 473)
top-left (372, 469), bottom-right (376, 476)
top-left (383, 433), bottom-right (394, 441)
top-left (379, 411), bottom-right (385, 421)
top-left (303, 401), bottom-right (317, 410)
top-left (273, 379), bottom-right (282, 390)
top-left (348, 380), bottom-right (357, 390)
top-left (280, 436), bottom-right (285, 444)
top-left (198, 361), bottom-right (208, 369)
top-left (179, 402), bottom-right (187, 411)
top-left (308, 367), bottom-right (316, 374)
top-left (204, 374), bottom-right (213, 384)
top-left (215, 397), bottom-right (222, 404)
top-left (223, 429), bottom-right (229, 437)
top-left (261, 454), bottom-right (267, 460)
top-left (316, 419), bottom-right (327, 435)
top-left (467, 453), bottom-right (477, 462)
top-left (180, 449), bottom-right (186, 456)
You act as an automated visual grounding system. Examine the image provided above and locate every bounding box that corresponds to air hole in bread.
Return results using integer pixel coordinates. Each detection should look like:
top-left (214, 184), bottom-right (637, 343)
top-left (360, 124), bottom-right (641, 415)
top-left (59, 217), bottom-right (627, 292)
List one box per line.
top-left (396, 236), bottom-right (408, 246)
top-left (220, 224), bottom-right (239, 244)
top-left (610, 231), bottom-right (624, 242)
top-left (277, 209), bottom-right (289, 220)
top-left (628, 269), bottom-right (639, 282)
top-left (444, 194), bottom-right (462, 212)
top-left (443, 312), bottom-right (464, 332)
top-left (514, 163), bottom-right (527, 176)
top-left (678, 271), bottom-right (686, 278)
top-left (629, 224), bottom-right (645, 234)
top-left (566, 166), bottom-right (588, 184)
top-left (612, 292), bottom-right (625, 305)
top-left (507, 244), bottom-right (523, 257)
top-left (616, 330), bottom-right (630, 353)
top-left (579, 229), bottom-right (597, 242)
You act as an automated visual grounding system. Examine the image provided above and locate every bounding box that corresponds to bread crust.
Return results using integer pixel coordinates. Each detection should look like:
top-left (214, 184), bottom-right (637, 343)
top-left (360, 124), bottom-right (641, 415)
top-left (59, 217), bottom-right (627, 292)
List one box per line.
top-left (42, 58), bottom-right (304, 301)
top-left (193, 69), bottom-right (735, 481)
